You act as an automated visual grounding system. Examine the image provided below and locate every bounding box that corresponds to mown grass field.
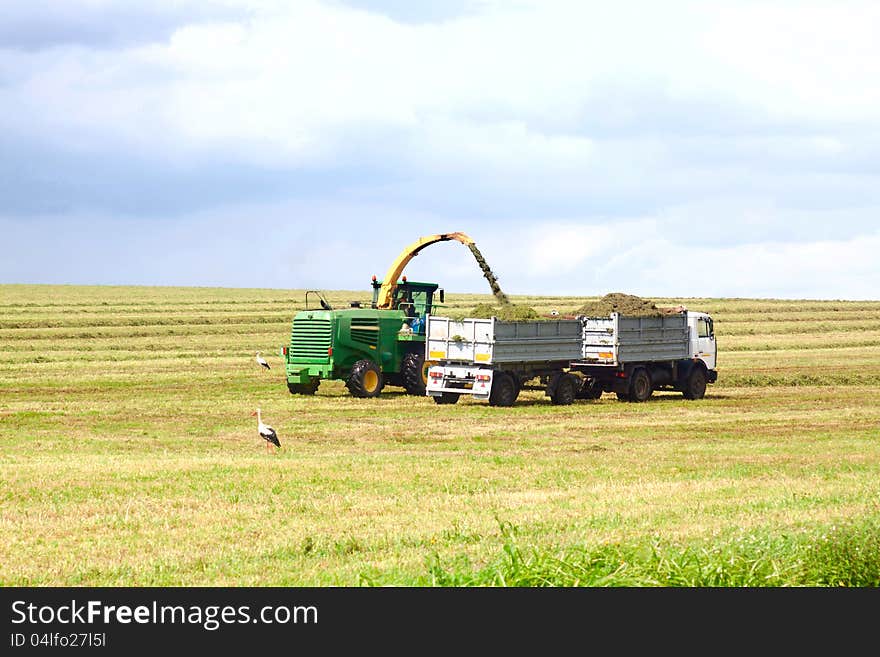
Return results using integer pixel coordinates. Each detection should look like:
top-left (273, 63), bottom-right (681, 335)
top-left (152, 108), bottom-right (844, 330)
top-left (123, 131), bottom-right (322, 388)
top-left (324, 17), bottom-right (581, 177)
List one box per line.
top-left (2, 284), bottom-right (879, 586)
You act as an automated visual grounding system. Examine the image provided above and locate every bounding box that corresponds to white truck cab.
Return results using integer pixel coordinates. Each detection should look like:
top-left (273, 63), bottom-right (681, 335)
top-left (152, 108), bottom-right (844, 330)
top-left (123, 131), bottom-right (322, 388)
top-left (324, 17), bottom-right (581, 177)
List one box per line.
top-left (688, 312), bottom-right (717, 371)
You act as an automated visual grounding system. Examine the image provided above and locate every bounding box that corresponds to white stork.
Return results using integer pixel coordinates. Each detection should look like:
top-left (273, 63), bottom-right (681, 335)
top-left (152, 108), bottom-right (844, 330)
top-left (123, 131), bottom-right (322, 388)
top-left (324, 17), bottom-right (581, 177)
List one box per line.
top-left (255, 351), bottom-right (270, 370)
top-left (251, 408), bottom-right (280, 453)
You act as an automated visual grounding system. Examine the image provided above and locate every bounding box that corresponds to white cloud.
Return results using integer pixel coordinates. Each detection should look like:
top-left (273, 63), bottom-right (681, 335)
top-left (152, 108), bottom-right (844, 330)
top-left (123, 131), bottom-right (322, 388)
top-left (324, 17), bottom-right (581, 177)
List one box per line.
top-left (2, 0), bottom-right (879, 298)
top-left (5, 0), bottom-right (880, 164)
top-left (483, 219), bottom-right (880, 299)
top-left (3, 202), bottom-right (879, 300)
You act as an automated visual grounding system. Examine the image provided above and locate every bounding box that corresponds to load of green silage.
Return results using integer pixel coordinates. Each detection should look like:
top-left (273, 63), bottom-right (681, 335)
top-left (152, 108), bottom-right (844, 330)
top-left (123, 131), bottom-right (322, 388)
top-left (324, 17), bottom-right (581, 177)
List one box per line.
top-left (456, 293), bottom-right (677, 321)
top-left (468, 303), bottom-right (540, 320)
top-left (575, 292), bottom-right (669, 317)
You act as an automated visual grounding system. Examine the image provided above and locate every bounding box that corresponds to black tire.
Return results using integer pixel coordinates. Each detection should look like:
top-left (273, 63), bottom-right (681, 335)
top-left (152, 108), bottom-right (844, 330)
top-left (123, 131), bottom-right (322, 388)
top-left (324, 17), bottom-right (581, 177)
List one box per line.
top-left (346, 359), bottom-right (384, 398)
top-left (630, 368), bottom-right (653, 403)
top-left (488, 371), bottom-right (518, 407)
top-left (512, 375), bottom-right (524, 397)
top-left (287, 378), bottom-right (320, 395)
top-left (551, 373), bottom-right (578, 405)
top-left (401, 352), bottom-right (428, 395)
top-left (432, 392), bottom-right (460, 405)
top-left (682, 366), bottom-right (707, 400)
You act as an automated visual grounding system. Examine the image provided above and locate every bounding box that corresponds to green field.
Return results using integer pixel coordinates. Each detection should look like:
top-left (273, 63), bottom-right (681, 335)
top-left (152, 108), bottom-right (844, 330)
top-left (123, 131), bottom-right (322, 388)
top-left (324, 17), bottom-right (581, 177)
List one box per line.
top-left (2, 284), bottom-right (879, 586)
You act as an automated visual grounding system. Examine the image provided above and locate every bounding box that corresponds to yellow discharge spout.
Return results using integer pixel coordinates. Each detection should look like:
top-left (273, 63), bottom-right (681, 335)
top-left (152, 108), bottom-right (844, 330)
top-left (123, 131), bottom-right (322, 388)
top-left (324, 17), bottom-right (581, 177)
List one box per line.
top-left (376, 232), bottom-right (475, 309)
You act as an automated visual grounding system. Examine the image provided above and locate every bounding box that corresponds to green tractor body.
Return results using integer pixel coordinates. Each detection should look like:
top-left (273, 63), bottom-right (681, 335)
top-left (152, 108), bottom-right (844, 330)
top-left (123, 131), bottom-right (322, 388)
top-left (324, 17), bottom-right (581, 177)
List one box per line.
top-left (282, 280), bottom-right (441, 397)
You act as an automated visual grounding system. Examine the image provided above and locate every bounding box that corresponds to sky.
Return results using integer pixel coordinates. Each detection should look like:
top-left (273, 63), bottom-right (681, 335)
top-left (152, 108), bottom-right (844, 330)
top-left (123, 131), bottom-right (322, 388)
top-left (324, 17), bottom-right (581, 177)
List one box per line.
top-left (1, 0), bottom-right (878, 299)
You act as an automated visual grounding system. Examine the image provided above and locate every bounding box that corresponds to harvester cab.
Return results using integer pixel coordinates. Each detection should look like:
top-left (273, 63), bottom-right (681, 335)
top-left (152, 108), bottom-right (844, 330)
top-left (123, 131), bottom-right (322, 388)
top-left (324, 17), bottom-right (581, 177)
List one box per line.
top-left (370, 276), bottom-right (442, 335)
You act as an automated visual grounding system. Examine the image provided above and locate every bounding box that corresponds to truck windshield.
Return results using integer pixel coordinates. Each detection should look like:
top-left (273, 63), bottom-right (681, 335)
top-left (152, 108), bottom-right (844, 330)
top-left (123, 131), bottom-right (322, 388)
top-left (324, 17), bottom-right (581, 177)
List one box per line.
top-left (698, 318), bottom-right (713, 338)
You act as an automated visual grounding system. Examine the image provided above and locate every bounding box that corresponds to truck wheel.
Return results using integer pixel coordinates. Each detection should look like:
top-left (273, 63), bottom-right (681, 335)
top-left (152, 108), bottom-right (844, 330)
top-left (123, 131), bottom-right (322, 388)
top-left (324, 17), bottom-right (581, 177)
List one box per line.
top-left (682, 366), bottom-right (707, 400)
top-left (401, 352), bottom-right (428, 395)
top-left (630, 368), bottom-right (653, 403)
top-left (432, 392), bottom-right (460, 405)
top-left (616, 392), bottom-right (631, 402)
top-left (489, 371), bottom-right (518, 407)
top-left (287, 378), bottom-right (320, 395)
top-left (346, 359), bottom-right (384, 398)
top-left (512, 375), bottom-right (524, 397)
top-left (551, 373), bottom-right (578, 405)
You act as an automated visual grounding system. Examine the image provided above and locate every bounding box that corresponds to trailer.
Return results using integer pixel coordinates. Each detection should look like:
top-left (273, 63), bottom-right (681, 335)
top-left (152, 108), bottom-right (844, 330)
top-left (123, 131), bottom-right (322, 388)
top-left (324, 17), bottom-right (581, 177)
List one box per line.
top-left (425, 311), bottom-right (718, 406)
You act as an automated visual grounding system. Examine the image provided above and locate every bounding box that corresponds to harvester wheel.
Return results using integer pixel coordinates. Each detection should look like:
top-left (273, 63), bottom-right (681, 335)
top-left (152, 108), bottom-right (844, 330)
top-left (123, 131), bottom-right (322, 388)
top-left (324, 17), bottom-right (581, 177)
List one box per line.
top-left (630, 368), bottom-right (653, 403)
top-left (432, 392), bottom-right (460, 405)
top-left (550, 373), bottom-right (578, 405)
top-left (488, 371), bottom-right (518, 407)
top-left (287, 378), bottom-right (320, 395)
top-left (346, 359), bottom-right (384, 398)
top-left (682, 365), bottom-right (707, 400)
top-left (402, 352), bottom-right (428, 395)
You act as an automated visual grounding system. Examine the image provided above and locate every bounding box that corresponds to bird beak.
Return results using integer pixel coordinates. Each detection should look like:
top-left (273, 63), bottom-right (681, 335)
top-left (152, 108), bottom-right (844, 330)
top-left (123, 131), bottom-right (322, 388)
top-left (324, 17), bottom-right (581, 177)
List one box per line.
top-left (250, 411), bottom-right (257, 417)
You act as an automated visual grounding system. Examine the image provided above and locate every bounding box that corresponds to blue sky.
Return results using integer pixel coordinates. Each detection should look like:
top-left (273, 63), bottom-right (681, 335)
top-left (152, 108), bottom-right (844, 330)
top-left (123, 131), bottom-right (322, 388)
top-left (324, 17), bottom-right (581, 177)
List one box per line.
top-left (1, 0), bottom-right (878, 299)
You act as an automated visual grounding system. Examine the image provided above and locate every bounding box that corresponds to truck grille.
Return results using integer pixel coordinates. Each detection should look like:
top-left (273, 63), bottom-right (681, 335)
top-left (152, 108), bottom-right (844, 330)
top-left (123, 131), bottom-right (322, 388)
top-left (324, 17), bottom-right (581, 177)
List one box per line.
top-left (350, 317), bottom-right (379, 347)
top-left (290, 318), bottom-right (332, 359)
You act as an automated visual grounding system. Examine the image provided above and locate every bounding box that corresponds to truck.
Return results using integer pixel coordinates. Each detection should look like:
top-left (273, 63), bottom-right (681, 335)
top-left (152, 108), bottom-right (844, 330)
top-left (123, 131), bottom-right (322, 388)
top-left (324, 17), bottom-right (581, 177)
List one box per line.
top-left (281, 232), bottom-right (475, 398)
top-left (424, 311), bottom-right (718, 405)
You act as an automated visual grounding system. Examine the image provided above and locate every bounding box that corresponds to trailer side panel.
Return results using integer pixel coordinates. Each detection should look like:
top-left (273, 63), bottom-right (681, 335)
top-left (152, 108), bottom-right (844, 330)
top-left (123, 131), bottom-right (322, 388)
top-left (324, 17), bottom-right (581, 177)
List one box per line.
top-left (426, 316), bottom-right (582, 365)
top-left (581, 313), bottom-right (689, 364)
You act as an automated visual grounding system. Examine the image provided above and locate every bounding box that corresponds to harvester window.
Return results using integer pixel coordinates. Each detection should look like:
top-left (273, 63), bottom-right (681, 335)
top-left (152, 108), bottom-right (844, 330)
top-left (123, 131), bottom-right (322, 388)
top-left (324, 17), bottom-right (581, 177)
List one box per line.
top-left (410, 290), bottom-right (428, 317)
top-left (396, 289), bottom-right (428, 318)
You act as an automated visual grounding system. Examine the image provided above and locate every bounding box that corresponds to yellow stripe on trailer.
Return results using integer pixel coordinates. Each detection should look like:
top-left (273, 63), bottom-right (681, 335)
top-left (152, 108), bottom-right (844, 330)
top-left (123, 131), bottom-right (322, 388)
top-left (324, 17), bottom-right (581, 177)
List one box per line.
top-left (429, 350), bottom-right (446, 360)
top-left (475, 353), bottom-right (491, 362)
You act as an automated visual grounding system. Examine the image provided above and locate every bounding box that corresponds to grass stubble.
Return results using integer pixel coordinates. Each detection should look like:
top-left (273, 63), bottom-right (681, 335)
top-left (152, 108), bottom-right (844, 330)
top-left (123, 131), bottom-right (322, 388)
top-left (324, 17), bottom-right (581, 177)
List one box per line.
top-left (1, 284), bottom-right (879, 586)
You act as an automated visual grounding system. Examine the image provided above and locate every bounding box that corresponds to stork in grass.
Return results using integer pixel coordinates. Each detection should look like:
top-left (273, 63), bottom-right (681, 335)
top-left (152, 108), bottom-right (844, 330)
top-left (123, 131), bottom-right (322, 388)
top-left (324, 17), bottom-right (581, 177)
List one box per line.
top-left (255, 351), bottom-right (270, 370)
top-left (251, 408), bottom-right (280, 453)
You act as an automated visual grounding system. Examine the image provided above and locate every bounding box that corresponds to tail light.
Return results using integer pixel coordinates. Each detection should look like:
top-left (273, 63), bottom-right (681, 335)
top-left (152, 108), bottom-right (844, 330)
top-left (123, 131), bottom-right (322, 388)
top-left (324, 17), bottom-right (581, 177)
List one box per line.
top-left (282, 346), bottom-right (288, 356)
top-left (615, 371), bottom-right (627, 378)
top-left (429, 371), bottom-right (444, 379)
top-left (328, 347), bottom-right (333, 356)
top-left (475, 374), bottom-right (491, 382)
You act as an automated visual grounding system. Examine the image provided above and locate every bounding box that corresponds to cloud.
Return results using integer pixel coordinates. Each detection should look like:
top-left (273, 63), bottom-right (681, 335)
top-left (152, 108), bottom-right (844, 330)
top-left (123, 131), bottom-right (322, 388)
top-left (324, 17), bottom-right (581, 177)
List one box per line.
top-left (478, 219), bottom-right (880, 300)
top-left (329, 0), bottom-right (480, 25)
top-left (4, 206), bottom-right (878, 301)
top-left (0, 0), bottom-right (248, 51)
top-left (6, 1), bottom-right (880, 159)
top-left (1, 0), bottom-right (878, 298)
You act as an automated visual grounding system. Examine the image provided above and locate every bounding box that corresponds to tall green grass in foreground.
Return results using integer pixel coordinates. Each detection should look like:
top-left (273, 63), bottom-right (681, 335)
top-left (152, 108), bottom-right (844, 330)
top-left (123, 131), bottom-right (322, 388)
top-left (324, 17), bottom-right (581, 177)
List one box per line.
top-left (2, 285), bottom-right (880, 586)
top-left (421, 518), bottom-right (880, 586)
